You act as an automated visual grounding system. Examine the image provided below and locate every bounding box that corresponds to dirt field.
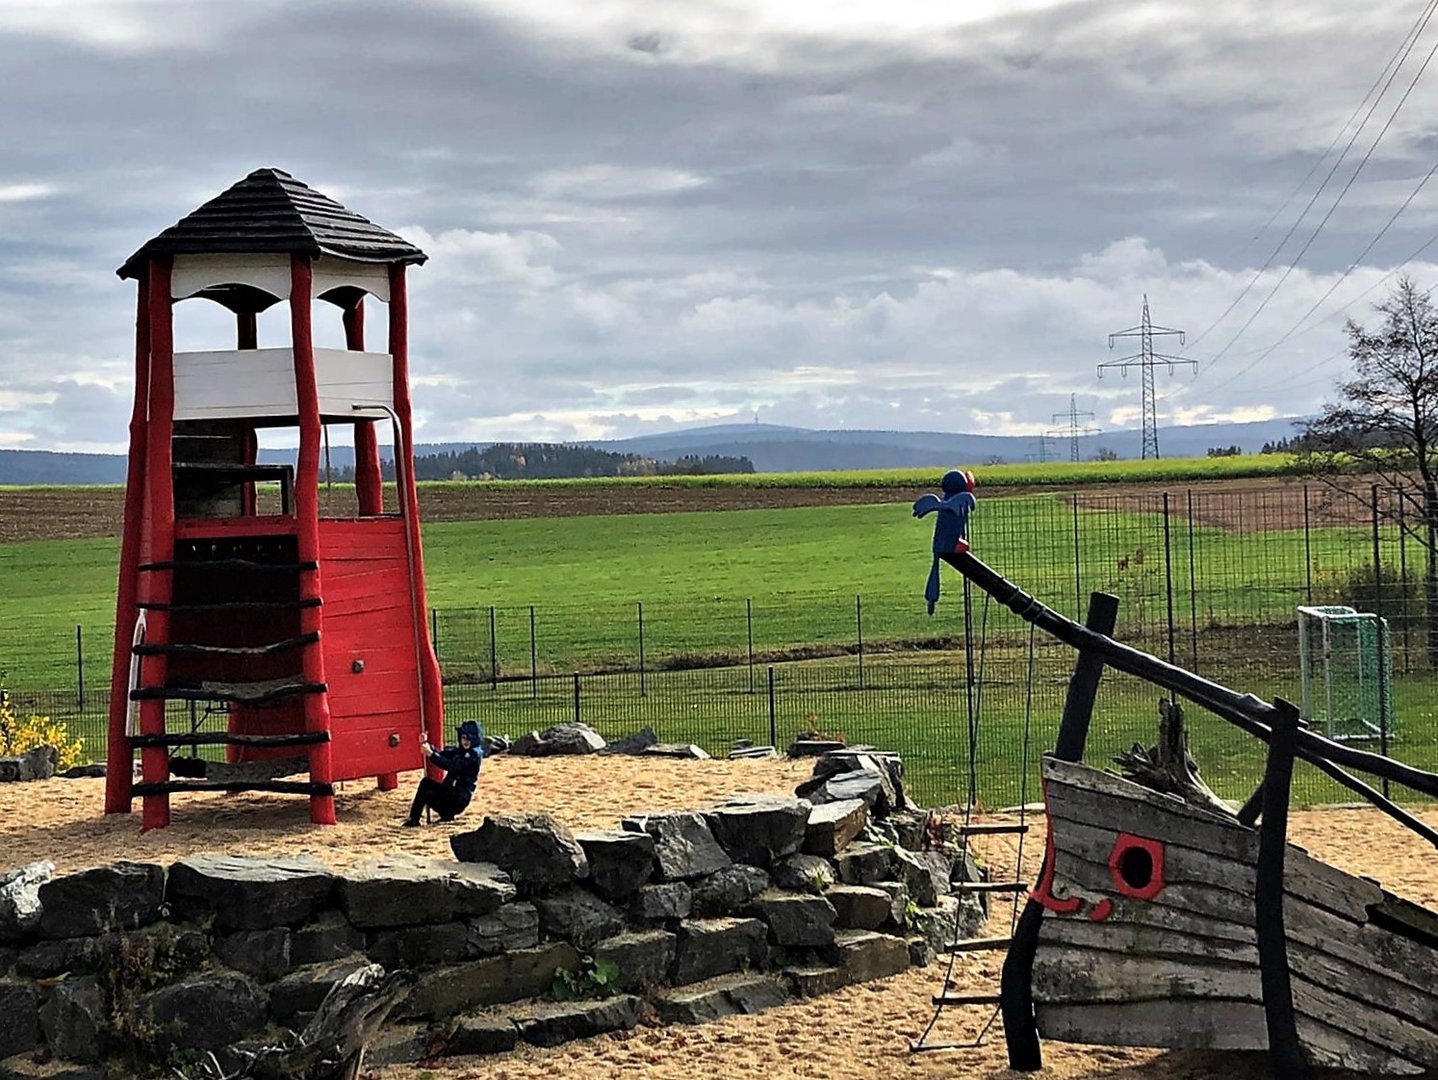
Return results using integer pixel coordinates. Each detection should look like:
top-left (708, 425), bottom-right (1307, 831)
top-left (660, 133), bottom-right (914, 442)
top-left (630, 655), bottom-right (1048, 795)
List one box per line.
top-left (3, 755), bottom-right (1430, 1080)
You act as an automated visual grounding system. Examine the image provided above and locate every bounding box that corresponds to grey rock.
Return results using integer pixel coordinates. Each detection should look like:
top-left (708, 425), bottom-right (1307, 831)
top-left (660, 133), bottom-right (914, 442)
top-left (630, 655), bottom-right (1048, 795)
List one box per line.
top-left (826, 885), bottom-right (893, 931)
top-left (0, 982), bottom-right (39, 1058)
top-left (598, 726), bottom-right (659, 756)
top-left (513, 995), bottom-right (642, 1047)
top-left (0, 746), bottom-right (57, 782)
top-left (534, 887), bottom-right (626, 949)
top-left (537, 722), bottom-right (606, 755)
top-left (727, 745), bottom-right (777, 760)
top-left (783, 965), bottom-right (849, 997)
top-left (806, 748), bottom-right (905, 811)
top-left (832, 929), bottom-right (910, 983)
top-left (592, 929), bottom-right (676, 992)
top-left (811, 770), bottom-right (885, 811)
top-left (574, 829), bottom-right (655, 900)
top-left (746, 890), bottom-right (837, 947)
top-left (450, 813), bottom-right (589, 894)
top-left (168, 854), bottom-right (333, 930)
top-left (907, 935), bottom-right (935, 967)
top-left (629, 882), bottom-right (692, 922)
top-left (480, 734), bottom-right (511, 756)
top-left (339, 854), bottom-right (515, 928)
top-left (669, 917), bottom-right (767, 986)
top-left (787, 739), bottom-right (845, 758)
top-left (705, 794), bottom-right (809, 866)
top-left (61, 763), bottom-right (106, 779)
top-left (770, 854), bottom-right (836, 894)
top-left (140, 971), bottom-right (266, 1055)
top-left (366, 921), bottom-right (470, 969)
top-left (16, 937), bottom-right (95, 979)
top-left (365, 1023), bottom-right (431, 1067)
top-left (38, 976), bottom-right (107, 1063)
top-left (0, 946), bottom-right (14, 975)
top-left (17, 922), bottom-right (208, 981)
top-left (833, 842), bottom-right (899, 886)
top-left (650, 973), bottom-right (789, 1024)
top-left (39, 857), bottom-right (164, 943)
top-left (803, 799), bottom-right (868, 857)
top-left (915, 894), bottom-right (984, 956)
top-left (465, 902), bottom-right (540, 956)
top-left (623, 812), bottom-right (731, 881)
top-left (214, 927), bottom-right (291, 981)
top-left (267, 956), bottom-right (372, 1024)
top-left (888, 807), bottom-right (928, 850)
top-left (894, 847), bottom-right (951, 908)
top-left (0, 862), bottom-right (52, 942)
top-left (508, 731), bottom-right (545, 756)
top-left (402, 941), bottom-right (582, 1019)
top-left (643, 743), bottom-right (710, 759)
top-left (873, 880), bottom-right (910, 928)
top-left (290, 911), bottom-right (365, 967)
top-left (690, 865), bottom-right (770, 916)
top-left (446, 1015), bottom-right (518, 1056)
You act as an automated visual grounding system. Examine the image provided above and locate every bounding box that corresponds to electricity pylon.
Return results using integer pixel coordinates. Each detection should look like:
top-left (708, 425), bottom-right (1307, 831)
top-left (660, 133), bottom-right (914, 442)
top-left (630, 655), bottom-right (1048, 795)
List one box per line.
top-left (1051, 394), bottom-right (1099, 463)
top-left (1098, 296), bottom-right (1194, 459)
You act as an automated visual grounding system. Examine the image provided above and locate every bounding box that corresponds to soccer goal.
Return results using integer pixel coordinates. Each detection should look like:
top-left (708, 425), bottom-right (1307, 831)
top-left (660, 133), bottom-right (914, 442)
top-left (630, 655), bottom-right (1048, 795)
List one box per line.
top-left (1297, 605), bottom-right (1394, 742)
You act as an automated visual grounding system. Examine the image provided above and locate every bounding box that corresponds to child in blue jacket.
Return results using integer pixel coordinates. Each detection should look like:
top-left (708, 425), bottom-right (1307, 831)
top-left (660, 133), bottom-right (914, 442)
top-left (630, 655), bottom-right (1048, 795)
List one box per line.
top-left (403, 720), bottom-right (483, 827)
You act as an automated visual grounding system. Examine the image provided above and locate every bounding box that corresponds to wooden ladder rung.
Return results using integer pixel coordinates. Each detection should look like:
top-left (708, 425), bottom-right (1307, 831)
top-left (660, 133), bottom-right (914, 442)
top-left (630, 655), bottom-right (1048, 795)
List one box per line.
top-left (953, 823), bottom-right (1030, 836)
top-left (932, 992), bottom-right (1002, 1006)
top-left (952, 881), bottom-right (1028, 894)
top-left (132, 780), bottom-right (334, 797)
top-left (949, 936), bottom-right (1012, 952)
top-left (129, 731), bottom-right (331, 749)
top-left (133, 632), bottom-right (320, 659)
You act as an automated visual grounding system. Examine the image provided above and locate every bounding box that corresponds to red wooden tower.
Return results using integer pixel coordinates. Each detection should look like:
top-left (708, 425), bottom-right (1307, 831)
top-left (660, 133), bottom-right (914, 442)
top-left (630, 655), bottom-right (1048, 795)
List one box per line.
top-left (104, 168), bottom-right (444, 829)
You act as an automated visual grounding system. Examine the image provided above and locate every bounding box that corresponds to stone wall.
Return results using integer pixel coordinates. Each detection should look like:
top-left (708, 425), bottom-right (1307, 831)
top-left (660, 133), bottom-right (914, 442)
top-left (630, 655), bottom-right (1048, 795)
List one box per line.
top-left (0, 753), bottom-right (985, 1078)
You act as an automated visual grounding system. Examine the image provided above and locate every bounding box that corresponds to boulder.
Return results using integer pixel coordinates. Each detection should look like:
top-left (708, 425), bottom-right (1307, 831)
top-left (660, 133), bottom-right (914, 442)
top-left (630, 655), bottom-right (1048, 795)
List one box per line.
top-left (643, 743), bottom-right (710, 759)
top-left (598, 726), bottom-right (658, 756)
top-left (366, 1023), bottom-right (432, 1067)
top-left (339, 854), bottom-right (515, 928)
top-left (887, 807), bottom-right (929, 850)
top-left (512, 995), bottom-right (642, 1047)
top-left (366, 921), bottom-right (470, 969)
top-left (168, 854), bottom-right (334, 931)
top-left (893, 848), bottom-right (951, 908)
top-left (38, 862), bottom-right (166, 939)
top-left (826, 885), bottom-right (893, 931)
top-left (290, 911), bottom-right (366, 967)
top-left (914, 894), bottom-right (984, 956)
top-left (833, 842), bottom-right (899, 886)
top-left (669, 917), bottom-right (767, 986)
top-left (446, 1015), bottom-right (519, 1056)
top-left (873, 880), bottom-right (910, 928)
top-left (533, 887), bottom-right (626, 949)
top-left (465, 902), bottom-right (540, 956)
top-left (214, 927), bottom-right (292, 981)
top-left (267, 955), bottom-right (372, 1024)
top-left (803, 799), bottom-right (868, 857)
top-left (705, 794), bottom-right (809, 866)
top-left (537, 722), bottom-right (606, 755)
top-left (574, 830), bottom-right (655, 900)
top-left (402, 941), bottom-right (582, 1019)
top-left (451, 813), bottom-right (589, 894)
top-left (622, 812), bottom-right (731, 881)
top-left (592, 929), bottom-right (676, 992)
top-left (509, 731), bottom-right (545, 757)
top-left (38, 975), bottom-right (107, 1063)
top-left (907, 935), bottom-right (935, 967)
top-left (0, 981), bottom-right (39, 1059)
top-left (0, 862), bottom-right (51, 942)
top-left (629, 882), bottom-right (692, 922)
top-left (831, 929), bottom-right (910, 982)
top-left (802, 769), bottom-right (884, 811)
top-left (140, 971), bottom-right (267, 1055)
top-left (798, 749), bottom-right (904, 814)
top-left (61, 763), bottom-right (106, 779)
top-left (727, 745), bottom-right (777, 760)
top-left (690, 865), bottom-right (770, 916)
top-left (770, 854), bottom-right (836, 894)
top-left (480, 734), bottom-right (511, 756)
top-left (783, 964), bottom-right (849, 997)
top-left (746, 891), bottom-right (837, 948)
top-left (17, 922), bottom-right (208, 982)
top-left (650, 972), bottom-right (789, 1024)
top-left (0, 746), bottom-right (58, 782)
top-left (787, 739), bottom-right (845, 758)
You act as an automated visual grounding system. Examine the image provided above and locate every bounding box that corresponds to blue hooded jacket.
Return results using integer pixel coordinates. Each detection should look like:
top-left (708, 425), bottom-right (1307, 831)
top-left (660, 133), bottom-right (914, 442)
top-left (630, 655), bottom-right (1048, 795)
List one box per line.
top-left (429, 720), bottom-right (484, 801)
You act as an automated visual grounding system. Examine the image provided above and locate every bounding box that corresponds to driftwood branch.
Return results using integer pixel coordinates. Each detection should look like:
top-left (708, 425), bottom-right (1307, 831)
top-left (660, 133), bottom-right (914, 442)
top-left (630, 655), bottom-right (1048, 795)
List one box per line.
top-left (1114, 698), bottom-right (1233, 818)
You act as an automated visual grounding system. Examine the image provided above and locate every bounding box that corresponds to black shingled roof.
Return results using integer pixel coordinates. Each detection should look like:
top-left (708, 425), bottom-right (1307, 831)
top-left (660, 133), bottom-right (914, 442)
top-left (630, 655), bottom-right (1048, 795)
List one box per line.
top-left (117, 168), bottom-right (427, 279)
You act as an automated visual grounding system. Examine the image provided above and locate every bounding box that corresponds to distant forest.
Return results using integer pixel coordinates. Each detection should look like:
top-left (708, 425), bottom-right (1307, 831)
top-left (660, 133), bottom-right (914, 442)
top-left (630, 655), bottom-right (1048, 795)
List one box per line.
top-left (343, 442), bottom-right (755, 482)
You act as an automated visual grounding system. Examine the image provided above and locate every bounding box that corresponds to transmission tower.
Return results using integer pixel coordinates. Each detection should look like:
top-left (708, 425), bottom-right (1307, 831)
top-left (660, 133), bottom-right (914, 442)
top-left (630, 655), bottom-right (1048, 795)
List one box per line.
top-left (1097, 295), bottom-right (1195, 459)
top-left (1051, 394), bottom-right (1099, 463)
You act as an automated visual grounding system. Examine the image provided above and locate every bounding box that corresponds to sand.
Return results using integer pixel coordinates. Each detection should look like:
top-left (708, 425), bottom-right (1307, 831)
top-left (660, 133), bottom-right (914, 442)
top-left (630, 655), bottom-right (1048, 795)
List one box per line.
top-left (3, 757), bottom-right (1431, 1080)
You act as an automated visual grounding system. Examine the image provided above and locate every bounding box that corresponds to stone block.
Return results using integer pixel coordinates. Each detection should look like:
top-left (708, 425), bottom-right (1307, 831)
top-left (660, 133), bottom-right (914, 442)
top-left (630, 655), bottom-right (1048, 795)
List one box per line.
top-left (37, 862), bottom-right (165, 939)
top-left (366, 921), bottom-right (470, 969)
top-left (0, 746), bottom-right (57, 782)
top-left (598, 726), bottom-right (659, 756)
top-left (18, 922), bottom-right (207, 982)
top-left (787, 739), bottom-right (845, 758)
top-left (446, 1015), bottom-right (518, 1056)
top-left (826, 885), bottom-right (892, 931)
top-left (215, 927), bottom-right (292, 982)
top-left (650, 973), bottom-right (788, 1024)
top-left (833, 842), bottom-right (899, 886)
top-left (745, 891), bottom-right (836, 947)
top-left (450, 813), bottom-right (588, 894)
top-left (592, 929), bottom-right (676, 992)
top-left (402, 941), bottom-right (582, 1019)
top-left (465, 902), bottom-right (540, 956)
top-left (782, 965), bottom-right (848, 997)
top-left (290, 911), bottom-right (365, 967)
top-left (509, 723), bottom-right (606, 756)
top-left (915, 894), bottom-right (984, 956)
top-left (38, 976), bottom-right (107, 1063)
top-left (365, 1023), bottom-right (434, 1067)
top-left (534, 887), bottom-right (626, 949)
top-left (629, 882), bottom-right (692, 922)
top-left (894, 848), bottom-right (951, 908)
top-left (513, 995), bottom-right (642, 1047)
top-left (268, 955), bottom-right (372, 1024)
top-left (803, 799), bottom-right (868, 857)
top-left (873, 880), bottom-right (909, 928)
top-left (643, 743), bottom-right (710, 759)
top-left (574, 830), bottom-right (655, 900)
top-left (622, 812), bottom-right (731, 881)
top-left (833, 929), bottom-right (909, 983)
top-left (770, 854), bottom-right (836, 894)
top-left (0, 982), bottom-right (39, 1059)
top-left (669, 917), bottom-right (767, 986)
top-left (167, 854), bottom-right (333, 931)
top-left (339, 855), bottom-right (515, 928)
top-left (0, 863), bottom-right (52, 942)
top-left (705, 794), bottom-right (809, 866)
top-left (690, 865), bottom-right (769, 916)
top-left (139, 972), bottom-right (266, 1055)
top-left (907, 935), bottom-right (935, 967)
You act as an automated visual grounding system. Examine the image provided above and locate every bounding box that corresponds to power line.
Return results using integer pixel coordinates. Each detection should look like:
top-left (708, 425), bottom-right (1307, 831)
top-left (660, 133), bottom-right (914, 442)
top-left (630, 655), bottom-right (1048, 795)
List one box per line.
top-left (1098, 296), bottom-right (1195, 460)
top-left (1049, 394), bottom-right (1099, 463)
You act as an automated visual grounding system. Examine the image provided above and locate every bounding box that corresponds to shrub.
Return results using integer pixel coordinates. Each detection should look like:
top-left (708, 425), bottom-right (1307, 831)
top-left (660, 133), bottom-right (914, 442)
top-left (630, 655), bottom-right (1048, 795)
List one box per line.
top-left (0, 683), bottom-right (84, 769)
top-left (1311, 562), bottom-right (1425, 615)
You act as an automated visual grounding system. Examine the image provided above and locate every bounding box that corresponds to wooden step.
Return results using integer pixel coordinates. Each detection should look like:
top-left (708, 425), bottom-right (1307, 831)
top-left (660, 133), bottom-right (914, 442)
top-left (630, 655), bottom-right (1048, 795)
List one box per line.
top-left (131, 676), bottom-right (326, 705)
top-left (172, 462), bottom-right (293, 481)
top-left (952, 881), bottom-right (1028, 894)
top-left (129, 730), bottom-right (330, 749)
top-left (932, 992), bottom-right (1002, 1006)
top-left (137, 598), bottom-right (321, 613)
top-left (132, 780), bottom-right (334, 797)
top-left (953, 823), bottom-right (1030, 837)
top-left (138, 559), bottom-right (317, 574)
top-left (133, 632), bottom-right (320, 658)
top-left (949, 936), bottom-right (1012, 952)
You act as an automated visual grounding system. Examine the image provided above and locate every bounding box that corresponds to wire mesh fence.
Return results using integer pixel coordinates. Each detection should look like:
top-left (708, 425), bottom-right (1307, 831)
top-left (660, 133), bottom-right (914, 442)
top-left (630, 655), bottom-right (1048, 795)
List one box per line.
top-left (5, 482), bottom-right (1438, 808)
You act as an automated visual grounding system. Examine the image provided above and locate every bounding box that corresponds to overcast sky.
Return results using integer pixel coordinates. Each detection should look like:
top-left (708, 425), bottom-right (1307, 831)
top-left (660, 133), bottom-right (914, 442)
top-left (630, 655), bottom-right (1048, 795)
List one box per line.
top-left (4, 0), bottom-right (1438, 451)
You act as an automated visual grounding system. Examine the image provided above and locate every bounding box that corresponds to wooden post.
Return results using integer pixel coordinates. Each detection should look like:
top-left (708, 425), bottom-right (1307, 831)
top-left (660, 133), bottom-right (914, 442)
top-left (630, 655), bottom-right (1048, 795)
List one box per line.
top-left (291, 256), bottom-right (337, 826)
top-left (1001, 590), bottom-right (1120, 1072)
top-left (346, 298), bottom-right (384, 516)
top-left (1256, 699), bottom-right (1307, 1080)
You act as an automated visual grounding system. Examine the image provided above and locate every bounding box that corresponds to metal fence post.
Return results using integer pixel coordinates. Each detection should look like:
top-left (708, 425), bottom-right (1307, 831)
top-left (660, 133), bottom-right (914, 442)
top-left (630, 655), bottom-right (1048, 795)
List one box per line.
top-left (1372, 483), bottom-right (1383, 621)
top-left (1072, 494), bottom-right (1082, 619)
top-left (1187, 489), bottom-right (1199, 672)
top-left (573, 672), bottom-right (581, 725)
top-left (1399, 500), bottom-right (1412, 673)
top-left (855, 594), bottom-right (864, 688)
top-left (430, 608), bottom-right (439, 658)
top-left (1302, 484), bottom-right (1313, 604)
top-left (767, 666), bottom-right (777, 748)
top-left (746, 598), bottom-right (755, 693)
top-left (75, 625), bottom-right (84, 710)
top-left (530, 605), bottom-right (538, 701)
top-left (1162, 492), bottom-right (1176, 669)
top-left (637, 601), bottom-right (646, 698)
top-left (489, 606), bottom-right (498, 690)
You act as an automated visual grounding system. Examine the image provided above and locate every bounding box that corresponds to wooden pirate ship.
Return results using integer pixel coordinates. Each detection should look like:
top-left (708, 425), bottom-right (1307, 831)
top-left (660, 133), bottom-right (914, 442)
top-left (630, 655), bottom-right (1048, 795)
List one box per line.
top-left (936, 549), bottom-right (1438, 1078)
top-left (104, 168), bottom-right (445, 830)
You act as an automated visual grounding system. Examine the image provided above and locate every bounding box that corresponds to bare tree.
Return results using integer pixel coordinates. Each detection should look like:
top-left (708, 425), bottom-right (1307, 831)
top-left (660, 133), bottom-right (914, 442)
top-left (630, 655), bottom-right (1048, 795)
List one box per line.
top-left (1298, 275), bottom-right (1438, 663)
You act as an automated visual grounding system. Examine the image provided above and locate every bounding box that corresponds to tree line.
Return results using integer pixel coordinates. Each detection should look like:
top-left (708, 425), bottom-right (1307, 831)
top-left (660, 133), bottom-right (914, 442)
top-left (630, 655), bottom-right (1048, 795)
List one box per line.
top-left (343, 443), bottom-right (754, 482)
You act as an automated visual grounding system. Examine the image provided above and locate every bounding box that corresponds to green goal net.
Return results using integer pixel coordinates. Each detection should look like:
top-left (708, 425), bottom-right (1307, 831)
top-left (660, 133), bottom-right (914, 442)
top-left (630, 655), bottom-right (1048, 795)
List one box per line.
top-left (1297, 605), bottom-right (1394, 742)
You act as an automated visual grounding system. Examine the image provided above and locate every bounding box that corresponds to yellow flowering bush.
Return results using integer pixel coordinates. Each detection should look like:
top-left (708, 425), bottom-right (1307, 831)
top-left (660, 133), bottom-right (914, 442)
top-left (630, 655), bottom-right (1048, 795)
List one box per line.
top-left (0, 684), bottom-right (84, 769)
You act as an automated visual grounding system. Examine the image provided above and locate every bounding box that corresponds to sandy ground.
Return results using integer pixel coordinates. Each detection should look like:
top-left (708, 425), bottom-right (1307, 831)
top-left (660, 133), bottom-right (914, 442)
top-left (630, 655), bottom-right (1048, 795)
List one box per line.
top-left (3, 757), bottom-right (1433, 1080)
